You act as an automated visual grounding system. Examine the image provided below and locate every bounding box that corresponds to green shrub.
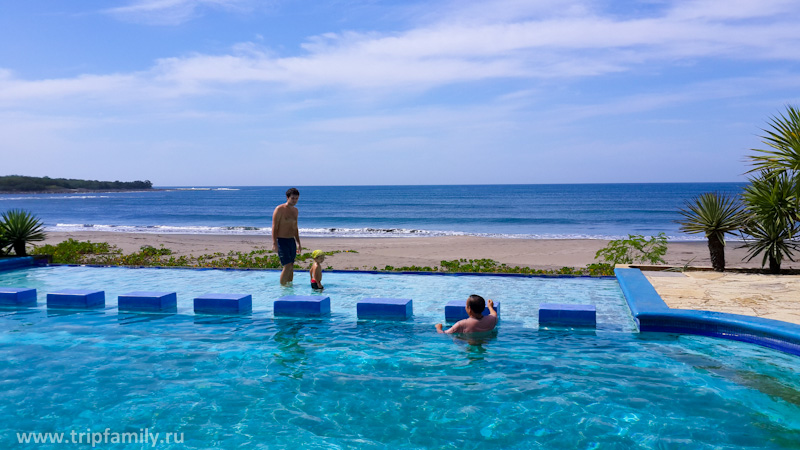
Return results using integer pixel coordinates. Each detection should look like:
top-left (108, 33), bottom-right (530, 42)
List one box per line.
top-left (32, 239), bottom-right (116, 264)
top-left (594, 233), bottom-right (668, 266)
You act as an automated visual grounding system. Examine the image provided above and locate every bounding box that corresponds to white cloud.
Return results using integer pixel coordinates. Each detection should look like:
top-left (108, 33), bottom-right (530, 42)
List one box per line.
top-left (1, 0), bottom-right (798, 106)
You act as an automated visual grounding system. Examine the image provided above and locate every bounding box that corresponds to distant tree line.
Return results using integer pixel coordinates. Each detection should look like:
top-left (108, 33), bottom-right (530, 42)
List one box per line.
top-left (0, 175), bottom-right (153, 192)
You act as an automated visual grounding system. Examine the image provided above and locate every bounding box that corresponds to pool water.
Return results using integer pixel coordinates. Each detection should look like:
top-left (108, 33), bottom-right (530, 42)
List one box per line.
top-left (0, 266), bottom-right (636, 331)
top-left (2, 267), bottom-right (800, 449)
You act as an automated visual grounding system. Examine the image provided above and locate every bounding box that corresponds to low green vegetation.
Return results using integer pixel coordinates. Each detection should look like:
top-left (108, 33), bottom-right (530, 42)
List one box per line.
top-left (32, 239), bottom-right (112, 263)
top-left (0, 209), bottom-right (47, 256)
top-left (373, 259), bottom-right (614, 276)
top-left (0, 175), bottom-right (152, 192)
top-left (32, 239), bottom-right (347, 269)
top-left (34, 239), bottom-right (616, 275)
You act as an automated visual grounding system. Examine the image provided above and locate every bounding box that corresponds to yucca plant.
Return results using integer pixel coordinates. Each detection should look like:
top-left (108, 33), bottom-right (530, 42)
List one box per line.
top-left (0, 229), bottom-right (9, 256)
top-left (0, 209), bottom-right (46, 256)
top-left (740, 216), bottom-right (798, 274)
top-left (740, 172), bottom-right (799, 273)
top-left (677, 192), bottom-right (745, 271)
top-left (748, 105), bottom-right (800, 211)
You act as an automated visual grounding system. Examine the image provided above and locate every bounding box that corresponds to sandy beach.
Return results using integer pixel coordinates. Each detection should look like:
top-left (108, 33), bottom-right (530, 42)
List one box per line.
top-left (39, 231), bottom-right (778, 271)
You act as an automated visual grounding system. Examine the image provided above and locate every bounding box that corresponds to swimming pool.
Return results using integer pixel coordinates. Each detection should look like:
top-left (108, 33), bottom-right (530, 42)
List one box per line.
top-left (2, 266), bottom-right (800, 449)
top-left (0, 266), bottom-right (635, 331)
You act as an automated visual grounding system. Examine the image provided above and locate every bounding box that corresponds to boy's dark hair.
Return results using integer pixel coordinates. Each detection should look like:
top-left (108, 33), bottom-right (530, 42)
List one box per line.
top-left (286, 187), bottom-right (300, 198)
top-left (467, 295), bottom-right (485, 314)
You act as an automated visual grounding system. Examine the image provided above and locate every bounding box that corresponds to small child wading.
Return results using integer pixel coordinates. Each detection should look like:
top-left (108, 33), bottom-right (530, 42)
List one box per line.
top-left (309, 250), bottom-right (325, 290)
top-left (435, 295), bottom-right (497, 334)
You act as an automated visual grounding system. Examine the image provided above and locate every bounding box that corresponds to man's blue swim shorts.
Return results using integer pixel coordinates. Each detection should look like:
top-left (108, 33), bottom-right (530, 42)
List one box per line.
top-left (276, 237), bottom-right (297, 266)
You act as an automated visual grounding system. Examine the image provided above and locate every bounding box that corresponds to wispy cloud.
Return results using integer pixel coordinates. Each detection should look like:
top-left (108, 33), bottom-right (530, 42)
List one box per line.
top-left (104, 0), bottom-right (257, 25)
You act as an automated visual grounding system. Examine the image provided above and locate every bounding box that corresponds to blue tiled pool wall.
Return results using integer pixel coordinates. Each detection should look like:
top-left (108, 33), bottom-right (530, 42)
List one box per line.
top-left (615, 268), bottom-right (800, 356)
top-left (0, 257), bottom-right (36, 272)
top-left (0, 265), bottom-right (636, 331)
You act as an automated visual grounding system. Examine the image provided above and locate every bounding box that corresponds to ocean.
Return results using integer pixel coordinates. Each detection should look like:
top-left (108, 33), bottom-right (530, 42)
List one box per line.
top-left (0, 183), bottom-right (745, 240)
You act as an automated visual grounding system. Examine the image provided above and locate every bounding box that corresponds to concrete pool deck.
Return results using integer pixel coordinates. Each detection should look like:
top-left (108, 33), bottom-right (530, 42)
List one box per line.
top-left (645, 271), bottom-right (800, 326)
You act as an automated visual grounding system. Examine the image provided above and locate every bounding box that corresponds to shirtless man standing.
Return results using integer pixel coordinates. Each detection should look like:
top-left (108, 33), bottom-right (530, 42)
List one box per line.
top-left (272, 188), bottom-right (301, 285)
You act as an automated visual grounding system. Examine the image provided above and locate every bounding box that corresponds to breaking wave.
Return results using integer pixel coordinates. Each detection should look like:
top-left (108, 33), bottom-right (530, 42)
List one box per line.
top-left (48, 223), bottom-right (704, 240)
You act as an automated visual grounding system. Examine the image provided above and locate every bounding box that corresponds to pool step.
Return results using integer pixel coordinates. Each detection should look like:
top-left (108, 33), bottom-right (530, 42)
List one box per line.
top-left (119, 291), bottom-right (177, 312)
top-left (444, 300), bottom-right (500, 322)
top-left (194, 293), bottom-right (252, 315)
top-left (274, 295), bottom-right (331, 317)
top-left (357, 298), bottom-right (412, 320)
top-left (47, 289), bottom-right (105, 309)
top-left (0, 287), bottom-right (37, 306)
top-left (539, 303), bottom-right (596, 328)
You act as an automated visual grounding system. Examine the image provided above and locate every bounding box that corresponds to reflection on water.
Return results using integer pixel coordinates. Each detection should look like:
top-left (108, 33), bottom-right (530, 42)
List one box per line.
top-left (0, 311), bottom-right (799, 449)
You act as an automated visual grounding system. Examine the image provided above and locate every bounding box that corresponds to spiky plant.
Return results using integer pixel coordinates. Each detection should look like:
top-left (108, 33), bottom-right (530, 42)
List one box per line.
top-left (740, 172), bottom-right (799, 274)
top-left (748, 105), bottom-right (800, 211)
top-left (0, 209), bottom-right (46, 256)
top-left (740, 216), bottom-right (798, 274)
top-left (0, 228), bottom-right (9, 256)
top-left (677, 192), bottom-right (745, 271)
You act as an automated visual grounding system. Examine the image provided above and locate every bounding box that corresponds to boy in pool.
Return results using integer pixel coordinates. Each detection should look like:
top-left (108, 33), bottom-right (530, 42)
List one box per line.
top-left (436, 295), bottom-right (497, 334)
top-left (309, 249), bottom-right (325, 290)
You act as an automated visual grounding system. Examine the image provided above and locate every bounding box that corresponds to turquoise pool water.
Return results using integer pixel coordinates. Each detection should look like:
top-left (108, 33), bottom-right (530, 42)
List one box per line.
top-left (2, 267), bottom-right (800, 449)
top-left (0, 266), bottom-right (636, 331)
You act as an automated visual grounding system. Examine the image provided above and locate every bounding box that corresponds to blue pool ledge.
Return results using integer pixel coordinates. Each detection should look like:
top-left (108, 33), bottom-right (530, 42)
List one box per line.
top-left (0, 257), bottom-right (35, 272)
top-left (615, 268), bottom-right (800, 356)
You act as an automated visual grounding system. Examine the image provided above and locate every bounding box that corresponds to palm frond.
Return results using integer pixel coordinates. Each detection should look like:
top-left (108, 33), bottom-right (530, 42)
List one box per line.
top-left (0, 209), bottom-right (46, 255)
top-left (677, 192), bottom-right (745, 245)
top-left (742, 171), bottom-right (797, 223)
top-left (741, 216), bottom-right (800, 267)
top-left (748, 105), bottom-right (800, 175)
top-left (740, 171), bottom-right (800, 271)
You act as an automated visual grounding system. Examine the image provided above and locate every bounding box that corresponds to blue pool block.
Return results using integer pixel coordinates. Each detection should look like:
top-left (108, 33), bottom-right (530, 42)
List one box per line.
top-left (539, 303), bottom-right (596, 328)
top-left (357, 298), bottom-right (412, 320)
top-left (274, 295), bottom-right (330, 317)
top-left (119, 291), bottom-right (177, 312)
top-left (0, 287), bottom-right (37, 306)
top-left (444, 300), bottom-right (500, 322)
top-left (47, 289), bottom-right (105, 309)
top-left (194, 293), bottom-right (252, 315)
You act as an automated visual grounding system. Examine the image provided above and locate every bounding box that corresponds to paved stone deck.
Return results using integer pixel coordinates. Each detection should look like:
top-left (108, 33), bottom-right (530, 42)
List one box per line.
top-left (644, 271), bottom-right (800, 325)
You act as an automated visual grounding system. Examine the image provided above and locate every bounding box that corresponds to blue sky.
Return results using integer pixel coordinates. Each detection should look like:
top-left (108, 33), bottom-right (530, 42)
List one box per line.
top-left (1, 0), bottom-right (799, 186)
